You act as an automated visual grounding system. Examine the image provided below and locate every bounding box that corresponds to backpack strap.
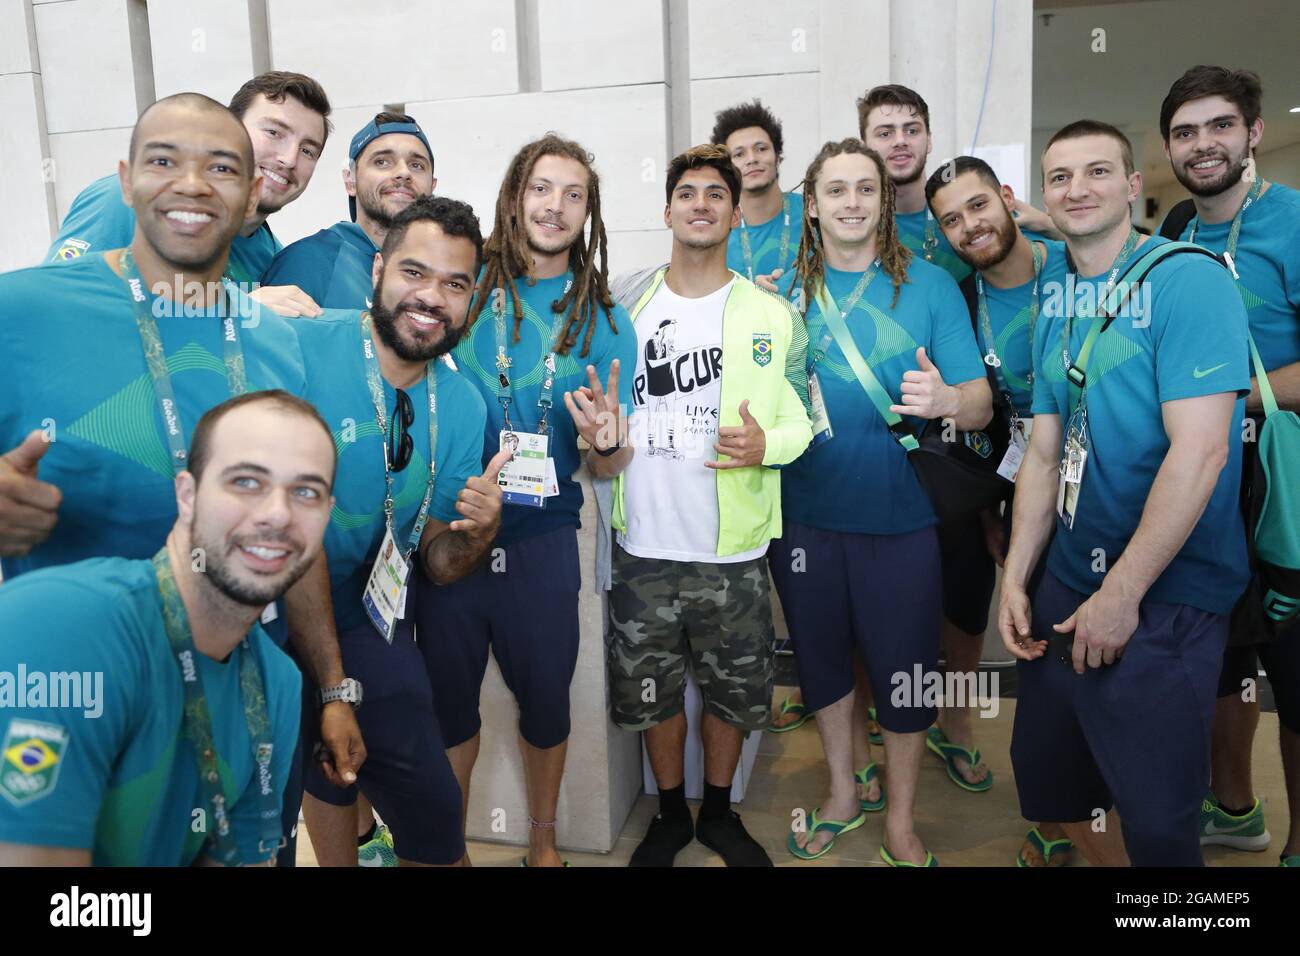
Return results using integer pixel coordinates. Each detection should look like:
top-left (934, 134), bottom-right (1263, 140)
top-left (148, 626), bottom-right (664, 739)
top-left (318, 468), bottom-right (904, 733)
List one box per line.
top-left (1158, 199), bottom-right (1198, 240)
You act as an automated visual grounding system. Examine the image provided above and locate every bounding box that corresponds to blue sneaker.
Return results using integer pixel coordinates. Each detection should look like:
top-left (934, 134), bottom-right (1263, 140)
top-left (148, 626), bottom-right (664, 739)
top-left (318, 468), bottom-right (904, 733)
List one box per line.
top-left (1199, 795), bottom-right (1270, 851)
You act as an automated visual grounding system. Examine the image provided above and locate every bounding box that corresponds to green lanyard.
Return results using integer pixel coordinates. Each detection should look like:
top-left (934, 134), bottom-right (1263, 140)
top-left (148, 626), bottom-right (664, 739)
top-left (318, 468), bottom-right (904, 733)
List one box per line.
top-left (1189, 175), bottom-right (1262, 272)
top-left (812, 275), bottom-right (919, 452)
top-left (121, 249), bottom-right (248, 476)
top-left (360, 314), bottom-right (438, 558)
top-left (1062, 229), bottom-right (1141, 416)
top-left (492, 275), bottom-right (573, 435)
top-left (739, 195), bottom-right (792, 282)
top-left (976, 241), bottom-right (1044, 397)
top-left (807, 263), bottom-right (879, 370)
top-left (922, 208), bottom-right (939, 261)
top-left (152, 548), bottom-right (281, 865)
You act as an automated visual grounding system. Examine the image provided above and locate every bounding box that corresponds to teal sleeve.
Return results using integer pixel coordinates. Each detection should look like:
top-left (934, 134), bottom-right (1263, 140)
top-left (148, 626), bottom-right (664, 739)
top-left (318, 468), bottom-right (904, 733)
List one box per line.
top-left (224, 641), bottom-right (301, 865)
top-left (430, 373), bottom-right (488, 525)
top-left (929, 271), bottom-right (986, 385)
top-left (0, 580), bottom-right (138, 850)
top-left (1031, 313), bottom-right (1061, 416)
top-left (260, 241), bottom-right (331, 301)
top-left (1153, 259), bottom-right (1252, 403)
top-left (46, 175), bottom-right (136, 263)
top-left (598, 303), bottom-right (638, 412)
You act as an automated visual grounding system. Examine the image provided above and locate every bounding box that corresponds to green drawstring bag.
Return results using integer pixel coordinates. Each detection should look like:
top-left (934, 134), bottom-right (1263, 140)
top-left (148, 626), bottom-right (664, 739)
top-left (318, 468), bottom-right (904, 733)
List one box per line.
top-left (1249, 335), bottom-right (1300, 623)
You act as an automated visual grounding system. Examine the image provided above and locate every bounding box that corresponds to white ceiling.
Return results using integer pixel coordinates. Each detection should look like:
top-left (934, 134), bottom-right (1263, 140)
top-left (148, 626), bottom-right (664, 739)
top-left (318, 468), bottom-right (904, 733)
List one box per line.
top-left (1032, 0), bottom-right (1300, 186)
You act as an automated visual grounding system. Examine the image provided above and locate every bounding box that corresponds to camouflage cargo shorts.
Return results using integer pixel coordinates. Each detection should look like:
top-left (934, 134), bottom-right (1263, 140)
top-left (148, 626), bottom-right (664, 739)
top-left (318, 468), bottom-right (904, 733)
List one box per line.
top-left (607, 545), bottom-right (775, 732)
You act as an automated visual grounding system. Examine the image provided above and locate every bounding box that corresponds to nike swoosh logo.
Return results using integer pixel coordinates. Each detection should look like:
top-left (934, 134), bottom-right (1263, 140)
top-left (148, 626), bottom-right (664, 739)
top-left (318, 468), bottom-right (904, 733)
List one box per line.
top-left (1193, 363), bottom-right (1228, 378)
top-left (1203, 820), bottom-right (1252, 835)
top-left (357, 853), bottom-right (387, 867)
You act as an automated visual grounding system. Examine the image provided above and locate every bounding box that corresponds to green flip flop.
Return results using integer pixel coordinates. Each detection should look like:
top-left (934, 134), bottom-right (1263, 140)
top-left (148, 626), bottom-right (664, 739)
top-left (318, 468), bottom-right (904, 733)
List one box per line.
top-left (854, 763), bottom-right (887, 812)
top-left (1280, 854), bottom-right (1300, 867)
top-left (867, 706), bottom-right (883, 746)
top-left (926, 726), bottom-right (993, 793)
top-left (1016, 827), bottom-right (1074, 867)
top-left (769, 696), bottom-right (813, 733)
top-left (787, 807), bottom-right (868, 861)
top-left (880, 843), bottom-right (938, 867)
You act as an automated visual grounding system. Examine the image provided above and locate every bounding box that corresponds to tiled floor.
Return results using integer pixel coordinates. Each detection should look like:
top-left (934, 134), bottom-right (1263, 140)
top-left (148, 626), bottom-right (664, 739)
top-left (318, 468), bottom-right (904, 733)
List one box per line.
top-left (297, 691), bottom-right (1290, 867)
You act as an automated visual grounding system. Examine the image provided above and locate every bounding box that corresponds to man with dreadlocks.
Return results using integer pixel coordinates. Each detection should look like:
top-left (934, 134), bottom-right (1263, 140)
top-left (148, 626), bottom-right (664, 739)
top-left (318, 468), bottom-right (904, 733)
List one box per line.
top-left (416, 134), bottom-right (636, 868)
top-left (604, 145), bottom-right (811, 868)
top-left (768, 139), bottom-right (990, 865)
top-left (710, 99), bottom-right (804, 286)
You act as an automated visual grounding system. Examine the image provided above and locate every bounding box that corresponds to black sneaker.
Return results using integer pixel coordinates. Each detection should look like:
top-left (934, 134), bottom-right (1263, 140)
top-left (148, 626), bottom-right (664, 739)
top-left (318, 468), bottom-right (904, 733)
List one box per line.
top-left (629, 812), bottom-right (695, 867)
top-left (695, 810), bottom-right (773, 866)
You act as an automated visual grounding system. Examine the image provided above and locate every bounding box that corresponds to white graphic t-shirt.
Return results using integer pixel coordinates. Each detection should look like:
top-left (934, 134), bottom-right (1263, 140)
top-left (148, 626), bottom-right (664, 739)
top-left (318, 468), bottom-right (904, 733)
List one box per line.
top-left (619, 277), bottom-right (766, 564)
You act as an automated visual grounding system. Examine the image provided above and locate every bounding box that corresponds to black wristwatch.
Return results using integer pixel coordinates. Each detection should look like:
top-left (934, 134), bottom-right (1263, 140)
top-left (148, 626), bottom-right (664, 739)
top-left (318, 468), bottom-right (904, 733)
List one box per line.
top-left (593, 443), bottom-right (621, 457)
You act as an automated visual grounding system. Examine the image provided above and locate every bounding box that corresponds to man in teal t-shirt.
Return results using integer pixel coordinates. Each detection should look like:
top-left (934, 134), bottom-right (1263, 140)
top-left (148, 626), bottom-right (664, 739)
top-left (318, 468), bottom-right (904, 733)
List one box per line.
top-left (1000, 121), bottom-right (1250, 867)
top-left (857, 84), bottom-right (971, 283)
top-left (710, 99), bottom-right (804, 283)
top-left (770, 140), bottom-right (989, 867)
top-left (47, 71), bottom-right (332, 316)
top-left (261, 113), bottom-right (437, 310)
top-left (1157, 65), bottom-right (1300, 865)
top-left (0, 390), bottom-right (338, 865)
top-left (418, 135), bottom-right (636, 868)
top-left (292, 196), bottom-right (507, 868)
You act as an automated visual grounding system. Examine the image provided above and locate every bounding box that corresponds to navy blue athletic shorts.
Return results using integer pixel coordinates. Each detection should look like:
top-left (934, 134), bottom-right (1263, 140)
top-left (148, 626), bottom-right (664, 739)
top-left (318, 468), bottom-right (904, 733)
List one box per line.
top-left (417, 525), bottom-right (581, 750)
top-left (768, 521), bottom-right (941, 733)
top-left (1218, 627), bottom-right (1300, 733)
top-left (302, 586), bottom-right (466, 866)
top-left (1011, 570), bottom-right (1228, 866)
top-left (937, 512), bottom-right (998, 636)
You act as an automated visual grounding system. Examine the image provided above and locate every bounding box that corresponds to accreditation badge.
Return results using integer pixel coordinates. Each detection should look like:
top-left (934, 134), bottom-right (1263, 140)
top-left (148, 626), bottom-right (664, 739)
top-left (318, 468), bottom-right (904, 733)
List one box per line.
top-left (1056, 434), bottom-right (1088, 530)
top-left (997, 416), bottom-right (1032, 483)
top-left (362, 526), bottom-right (409, 643)
top-left (498, 430), bottom-right (549, 508)
top-left (808, 371), bottom-right (834, 447)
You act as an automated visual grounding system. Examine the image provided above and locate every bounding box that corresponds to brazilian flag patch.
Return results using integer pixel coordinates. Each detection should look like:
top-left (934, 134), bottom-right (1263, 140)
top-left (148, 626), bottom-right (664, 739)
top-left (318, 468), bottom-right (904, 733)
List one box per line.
top-left (1, 719), bottom-right (69, 807)
top-left (752, 333), bottom-right (772, 367)
top-left (55, 238), bottom-right (90, 261)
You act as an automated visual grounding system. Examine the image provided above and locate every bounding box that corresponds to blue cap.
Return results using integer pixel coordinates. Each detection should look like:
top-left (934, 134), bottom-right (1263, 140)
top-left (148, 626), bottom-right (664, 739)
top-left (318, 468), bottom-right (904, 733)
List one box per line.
top-left (347, 119), bottom-right (434, 221)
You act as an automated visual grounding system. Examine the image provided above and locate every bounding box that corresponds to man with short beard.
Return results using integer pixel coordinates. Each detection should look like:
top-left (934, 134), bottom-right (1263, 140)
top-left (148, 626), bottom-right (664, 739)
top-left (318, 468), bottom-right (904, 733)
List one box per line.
top-left (1156, 66), bottom-right (1300, 867)
top-left (291, 196), bottom-right (507, 867)
top-left (48, 71), bottom-right (331, 318)
top-left (858, 85), bottom-right (971, 283)
top-left (417, 134), bottom-right (636, 867)
top-left (0, 93), bottom-right (365, 868)
top-left (262, 113), bottom-right (437, 311)
top-left (926, 156), bottom-right (1072, 865)
top-left (0, 390), bottom-right (336, 865)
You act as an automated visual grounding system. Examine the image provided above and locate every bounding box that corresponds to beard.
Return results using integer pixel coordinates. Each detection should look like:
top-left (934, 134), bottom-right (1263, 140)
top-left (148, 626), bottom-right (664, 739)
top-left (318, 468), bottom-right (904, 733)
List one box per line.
top-left (192, 523), bottom-right (311, 608)
top-left (677, 229), bottom-right (727, 251)
top-left (358, 190), bottom-right (398, 231)
top-left (1173, 140), bottom-right (1252, 197)
top-left (370, 278), bottom-right (465, 362)
top-left (526, 219), bottom-right (579, 258)
top-left (889, 155), bottom-right (927, 187)
top-left (958, 209), bottom-right (1019, 271)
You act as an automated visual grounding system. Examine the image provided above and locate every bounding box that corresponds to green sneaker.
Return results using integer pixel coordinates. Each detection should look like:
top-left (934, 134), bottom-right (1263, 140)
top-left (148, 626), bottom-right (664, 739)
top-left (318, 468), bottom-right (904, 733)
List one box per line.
top-left (358, 824), bottom-right (398, 867)
top-left (1199, 795), bottom-right (1270, 851)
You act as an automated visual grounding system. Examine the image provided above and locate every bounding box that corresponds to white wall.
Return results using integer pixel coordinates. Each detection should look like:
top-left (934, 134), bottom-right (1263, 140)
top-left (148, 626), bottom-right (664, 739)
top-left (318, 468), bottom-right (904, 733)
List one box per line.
top-left (1, 0), bottom-right (1035, 275)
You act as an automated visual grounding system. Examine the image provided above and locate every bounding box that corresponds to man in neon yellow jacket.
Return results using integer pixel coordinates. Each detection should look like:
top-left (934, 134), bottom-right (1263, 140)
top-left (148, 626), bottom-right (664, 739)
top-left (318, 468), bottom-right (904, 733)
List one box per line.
top-left (598, 145), bottom-right (810, 867)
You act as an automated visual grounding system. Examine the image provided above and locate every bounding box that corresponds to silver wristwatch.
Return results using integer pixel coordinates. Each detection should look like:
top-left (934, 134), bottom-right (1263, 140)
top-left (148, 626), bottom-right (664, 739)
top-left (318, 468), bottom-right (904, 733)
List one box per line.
top-left (320, 677), bottom-right (363, 709)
